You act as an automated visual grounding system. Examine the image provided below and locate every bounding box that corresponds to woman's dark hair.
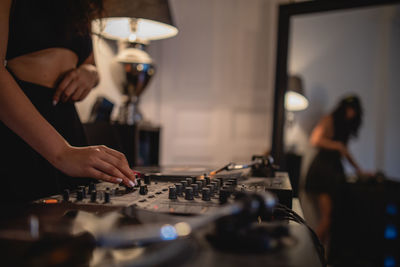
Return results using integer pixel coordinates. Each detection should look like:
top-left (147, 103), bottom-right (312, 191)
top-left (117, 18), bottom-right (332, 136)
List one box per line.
top-left (332, 95), bottom-right (363, 144)
top-left (65, 0), bottom-right (104, 35)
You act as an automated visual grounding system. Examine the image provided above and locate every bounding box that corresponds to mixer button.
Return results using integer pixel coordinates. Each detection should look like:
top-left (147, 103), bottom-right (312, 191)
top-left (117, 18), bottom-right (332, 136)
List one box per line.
top-left (185, 187), bottom-right (194, 200)
top-left (148, 195), bottom-right (155, 198)
top-left (139, 185), bottom-right (148, 195)
top-left (202, 188), bottom-right (211, 201)
top-left (139, 199), bottom-right (147, 202)
top-left (162, 188), bottom-right (168, 192)
top-left (169, 187), bottom-right (177, 199)
top-left (191, 184), bottom-right (199, 197)
top-left (156, 191), bottom-right (162, 194)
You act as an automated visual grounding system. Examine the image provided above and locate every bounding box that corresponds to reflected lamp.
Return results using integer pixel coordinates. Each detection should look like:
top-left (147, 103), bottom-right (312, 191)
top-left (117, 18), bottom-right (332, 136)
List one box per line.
top-left (285, 75), bottom-right (309, 111)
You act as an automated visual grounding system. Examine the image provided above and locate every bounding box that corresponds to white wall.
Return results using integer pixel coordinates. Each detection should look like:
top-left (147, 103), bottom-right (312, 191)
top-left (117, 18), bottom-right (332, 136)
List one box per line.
top-left (287, 5), bottom-right (400, 182)
top-left (77, 0), bottom-right (283, 166)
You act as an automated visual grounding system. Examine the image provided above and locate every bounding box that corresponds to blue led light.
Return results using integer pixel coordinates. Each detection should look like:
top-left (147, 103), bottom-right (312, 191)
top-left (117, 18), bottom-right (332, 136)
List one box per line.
top-left (384, 256), bottom-right (396, 267)
top-left (160, 225), bottom-right (178, 241)
top-left (386, 204), bottom-right (398, 216)
top-left (384, 224), bottom-right (398, 240)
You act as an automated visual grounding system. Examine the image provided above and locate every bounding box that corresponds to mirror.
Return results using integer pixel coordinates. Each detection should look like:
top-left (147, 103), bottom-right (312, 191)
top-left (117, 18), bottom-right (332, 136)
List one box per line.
top-left (272, 0), bottom-right (400, 186)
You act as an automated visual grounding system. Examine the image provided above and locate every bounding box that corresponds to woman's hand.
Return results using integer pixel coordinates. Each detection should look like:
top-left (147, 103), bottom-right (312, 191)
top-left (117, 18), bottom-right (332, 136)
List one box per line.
top-left (52, 64), bottom-right (99, 105)
top-left (52, 145), bottom-right (137, 187)
top-left (337, 142), bottom-right (349, 157)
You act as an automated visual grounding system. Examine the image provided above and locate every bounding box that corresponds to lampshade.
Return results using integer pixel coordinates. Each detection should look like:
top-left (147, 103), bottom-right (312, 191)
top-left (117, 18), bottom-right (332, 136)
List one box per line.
top-left (92, 0), bottom-right (178, 42)
top-left (285, 75), bottom-right (309, 111)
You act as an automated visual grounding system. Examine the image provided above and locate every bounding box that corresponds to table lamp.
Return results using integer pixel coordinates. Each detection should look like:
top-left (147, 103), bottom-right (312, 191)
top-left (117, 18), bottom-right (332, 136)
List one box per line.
top-left (92, 0), bottom-right (178, 125)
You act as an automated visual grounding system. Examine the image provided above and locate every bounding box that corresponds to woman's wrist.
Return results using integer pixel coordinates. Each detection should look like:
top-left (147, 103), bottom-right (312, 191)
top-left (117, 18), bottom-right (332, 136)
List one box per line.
top-left (79, 64), bottom-right (99, 88)
top-left (47, 140), bottom-right (73, 169)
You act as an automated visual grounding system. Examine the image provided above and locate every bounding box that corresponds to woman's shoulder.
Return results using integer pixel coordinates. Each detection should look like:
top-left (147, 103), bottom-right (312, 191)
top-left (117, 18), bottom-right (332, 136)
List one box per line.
top-left (319, 114), bottom-right (333, 125)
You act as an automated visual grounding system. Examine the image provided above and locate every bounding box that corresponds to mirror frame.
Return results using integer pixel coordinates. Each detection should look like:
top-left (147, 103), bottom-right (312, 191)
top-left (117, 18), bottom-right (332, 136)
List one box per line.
top-left (271, 0), bottom-right (400, 165)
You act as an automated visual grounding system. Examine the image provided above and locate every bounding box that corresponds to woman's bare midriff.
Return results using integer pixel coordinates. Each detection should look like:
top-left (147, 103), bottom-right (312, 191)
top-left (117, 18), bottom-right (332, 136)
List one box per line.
top-left (6, 48), bottom-right (78, 88)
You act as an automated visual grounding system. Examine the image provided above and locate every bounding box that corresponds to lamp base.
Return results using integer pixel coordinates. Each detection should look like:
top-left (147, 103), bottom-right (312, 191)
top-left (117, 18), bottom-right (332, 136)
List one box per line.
top-left (118, 96), bottom-right (143, 125)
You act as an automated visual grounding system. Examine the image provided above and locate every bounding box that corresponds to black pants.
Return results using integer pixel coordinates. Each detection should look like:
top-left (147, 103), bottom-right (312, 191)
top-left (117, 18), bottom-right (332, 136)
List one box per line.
top-left (0, 74), bottom-right (92, 202)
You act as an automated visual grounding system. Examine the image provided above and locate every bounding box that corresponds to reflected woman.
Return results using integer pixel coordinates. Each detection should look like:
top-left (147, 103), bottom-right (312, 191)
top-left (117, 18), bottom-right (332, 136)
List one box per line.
top-left (305, 95), bottom-right (364, 242)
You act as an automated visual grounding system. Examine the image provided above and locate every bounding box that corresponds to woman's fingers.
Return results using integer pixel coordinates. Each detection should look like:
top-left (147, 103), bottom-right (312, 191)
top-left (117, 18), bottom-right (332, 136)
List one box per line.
top-left (92, 158), bottom-right (135, 187)
top-left (94, 146), bottom-right (136, 186)
top-left (61, 80), bottom-right (79, 103)
top-left (87, 167), bottom-right (124, 184)
top-left (99, 146), bottom-right (136, 181)
top-left (53, 70), bottom-right (76, 105)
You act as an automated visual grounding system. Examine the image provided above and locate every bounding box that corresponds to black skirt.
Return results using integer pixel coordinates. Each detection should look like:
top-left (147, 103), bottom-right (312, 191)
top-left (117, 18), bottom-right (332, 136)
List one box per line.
top-left (0, 75), bottom-right (92, 202)
top-left (305, 149), bottom-right (346, 195)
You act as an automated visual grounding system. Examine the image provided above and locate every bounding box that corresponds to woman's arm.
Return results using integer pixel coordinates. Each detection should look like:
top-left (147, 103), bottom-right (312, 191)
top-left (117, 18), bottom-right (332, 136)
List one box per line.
top-left (0, 1), bottom-right (136, 187)
top-left (310, 115), bottom-right (361, 173)
top-left (309, 116), bottom-right (344, 152)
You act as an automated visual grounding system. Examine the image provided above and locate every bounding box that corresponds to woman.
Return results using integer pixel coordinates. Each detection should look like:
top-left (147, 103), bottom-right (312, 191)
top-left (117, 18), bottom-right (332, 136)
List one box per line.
top-left (305, 95), bottom-right (364, 242)
top-left (0, 0), bottom-right (136, 202)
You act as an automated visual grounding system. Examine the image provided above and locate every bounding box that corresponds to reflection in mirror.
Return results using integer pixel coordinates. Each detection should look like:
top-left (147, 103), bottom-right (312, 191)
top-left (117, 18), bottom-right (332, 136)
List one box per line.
top-left (286, 4), bottom-right (400, 187)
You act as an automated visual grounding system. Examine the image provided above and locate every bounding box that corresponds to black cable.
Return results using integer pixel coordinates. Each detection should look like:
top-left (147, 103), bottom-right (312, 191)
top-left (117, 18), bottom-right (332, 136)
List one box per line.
top-left (273, 204), bottom-right (327, 267)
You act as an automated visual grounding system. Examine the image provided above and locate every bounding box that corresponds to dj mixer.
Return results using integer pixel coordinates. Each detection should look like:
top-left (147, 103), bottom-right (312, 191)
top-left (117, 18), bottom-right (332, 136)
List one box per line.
top-left (36, 170), bottom-right (293, 214)
top-left (0, 160), bottom-right (325, 267)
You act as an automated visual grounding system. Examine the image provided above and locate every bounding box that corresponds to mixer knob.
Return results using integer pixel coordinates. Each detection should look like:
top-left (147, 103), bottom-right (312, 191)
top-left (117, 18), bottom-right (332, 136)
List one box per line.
top-left (211, 181), bottom-right (219, 191)
top-left (62, 189), bottom-right (70, 202)
top-left (88, 182), bottom-right (96, 194)
top-left (219, 188), bottom-right (230, 204)
top-left (224, 182), bottom-right (234, 189)
top-left (202, 188), bottom-right (211, 201)
top-left (196, 181), bottom-right (203, 190)
top-left (144, 175), bottom-right (151, 185)
top-left (169, 186), bottom-right (177, 199)
top-left (76, 190), bottom-right (84, 201)
top-left (175, 184), bottom-right (183, 196)
top-left (186, 177), bottom-right (192, 185)
top-left (205, 176), bottom-right (211, 185)
top-left (228, 179), bottom-right (237, 186)
top-left (125, 185), bottom-right (134, 193)
top-left (206, 184), bottom-right (215, 196)
top-left (185, 187), bottom-right (194, 200)
top-left (78, 186), bottom-right (86, 199)
top-left (139, 185), bottom-right (148, 195)
top-left (217, 178), bottom-right (224, 187)
top-left (191, 184), bottom-right (199, 197)
top-left (104, 191), bottom-right (110, 203)
top-left (135, 178), bottom-right (141, 187)
top-left (90, 191), bottom-right (97, 203)
top-left (180, 180), bottom-right (188, 188)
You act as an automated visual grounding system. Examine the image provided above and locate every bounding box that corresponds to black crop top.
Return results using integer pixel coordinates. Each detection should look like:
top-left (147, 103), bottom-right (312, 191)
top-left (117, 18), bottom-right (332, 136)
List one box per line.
top-left (6, 0), bottom-right (92, 66)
